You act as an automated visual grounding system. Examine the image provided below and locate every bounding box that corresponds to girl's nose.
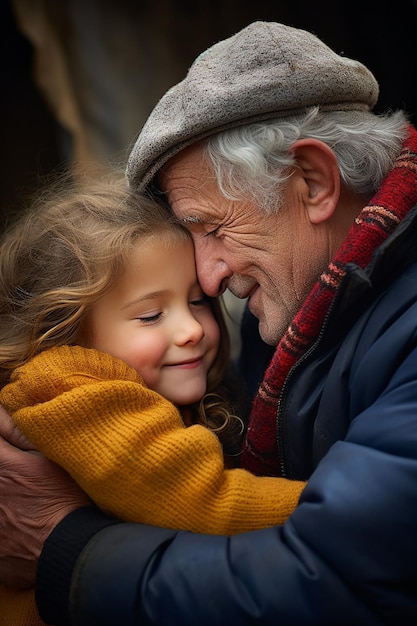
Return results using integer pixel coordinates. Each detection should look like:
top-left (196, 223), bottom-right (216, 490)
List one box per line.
top-left (174, 312), bottom-right (204, 346)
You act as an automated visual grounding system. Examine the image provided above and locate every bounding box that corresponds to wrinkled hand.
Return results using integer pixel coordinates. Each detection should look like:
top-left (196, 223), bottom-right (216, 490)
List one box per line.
top-left (0, 405), bottom-right (91, 588)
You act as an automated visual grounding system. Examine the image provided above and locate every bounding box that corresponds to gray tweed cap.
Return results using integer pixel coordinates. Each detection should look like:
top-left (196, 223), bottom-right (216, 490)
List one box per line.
top-left (126, 21), bottom-right (379, 192)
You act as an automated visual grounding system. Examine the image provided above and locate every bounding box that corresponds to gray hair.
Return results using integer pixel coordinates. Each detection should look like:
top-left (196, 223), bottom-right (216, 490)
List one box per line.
top-left (204, 107), bottom-right (409, 212)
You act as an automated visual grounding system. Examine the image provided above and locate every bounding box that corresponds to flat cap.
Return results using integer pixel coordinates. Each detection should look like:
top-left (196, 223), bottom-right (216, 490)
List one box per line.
top-left (127, 21), bottom-right (379, 192)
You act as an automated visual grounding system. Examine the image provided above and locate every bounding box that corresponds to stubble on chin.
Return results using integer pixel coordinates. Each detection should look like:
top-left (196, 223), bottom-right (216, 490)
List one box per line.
top-left (256, 296), bottom-right (296, 346)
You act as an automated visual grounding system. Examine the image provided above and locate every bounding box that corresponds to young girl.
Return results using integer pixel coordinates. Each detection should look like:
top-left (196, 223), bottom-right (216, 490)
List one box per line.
top-left (0, 173), bottom-right (305, 625)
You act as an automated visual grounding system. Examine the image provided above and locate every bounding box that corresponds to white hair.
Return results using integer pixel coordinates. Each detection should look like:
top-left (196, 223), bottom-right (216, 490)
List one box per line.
top-left (204, 107), bottom-right (409, 212)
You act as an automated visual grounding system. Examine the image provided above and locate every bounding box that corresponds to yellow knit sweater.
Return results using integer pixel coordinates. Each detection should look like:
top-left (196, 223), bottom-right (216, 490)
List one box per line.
top-left (0, 345), bottom-right (306, 625)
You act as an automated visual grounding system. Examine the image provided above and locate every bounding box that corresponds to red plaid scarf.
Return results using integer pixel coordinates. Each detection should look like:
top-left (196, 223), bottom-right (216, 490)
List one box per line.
top-left (241, 126), bottom-right (417, 476)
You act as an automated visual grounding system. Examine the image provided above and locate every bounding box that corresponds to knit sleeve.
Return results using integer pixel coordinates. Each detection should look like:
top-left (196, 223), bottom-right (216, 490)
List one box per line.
top-left (0, 345), bottom-right (305, 535)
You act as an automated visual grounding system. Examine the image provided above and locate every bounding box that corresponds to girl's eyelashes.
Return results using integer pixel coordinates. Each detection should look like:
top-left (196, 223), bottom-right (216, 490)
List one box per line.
top-left (190, 295), bottom-right (211, 307)
top-left (136, 312), bottom-right (163, 324)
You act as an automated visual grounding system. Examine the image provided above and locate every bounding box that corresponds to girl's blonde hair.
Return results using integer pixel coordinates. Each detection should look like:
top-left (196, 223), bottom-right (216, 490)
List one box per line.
top-left (0, 171), bottom-right (243, 455)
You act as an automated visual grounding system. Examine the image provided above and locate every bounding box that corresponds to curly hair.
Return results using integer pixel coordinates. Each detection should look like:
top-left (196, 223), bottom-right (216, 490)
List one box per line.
top-left (0, 170), bottom-right (243, 456)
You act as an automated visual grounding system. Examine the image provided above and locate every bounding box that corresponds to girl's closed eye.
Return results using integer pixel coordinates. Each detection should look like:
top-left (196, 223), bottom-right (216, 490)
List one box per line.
top-left (190, 294), bottom-right (211, 308)
top-left (136, 311), bottom-right (163, 324)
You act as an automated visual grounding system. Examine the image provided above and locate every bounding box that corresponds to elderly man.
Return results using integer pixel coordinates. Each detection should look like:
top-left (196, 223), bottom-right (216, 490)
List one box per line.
top-left (2, 21), bottom-right (417, 625)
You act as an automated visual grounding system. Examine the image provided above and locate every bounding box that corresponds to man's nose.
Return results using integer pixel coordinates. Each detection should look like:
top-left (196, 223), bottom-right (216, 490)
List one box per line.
top-left (194, 247), bottom-right (230, 297)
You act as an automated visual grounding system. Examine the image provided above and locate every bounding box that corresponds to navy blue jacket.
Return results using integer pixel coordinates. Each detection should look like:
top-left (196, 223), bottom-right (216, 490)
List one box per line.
top-left (38, 206), bottom-right (417, 625)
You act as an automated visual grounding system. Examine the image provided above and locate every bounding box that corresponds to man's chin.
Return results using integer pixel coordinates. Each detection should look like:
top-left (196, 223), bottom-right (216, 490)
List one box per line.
top-left (248, 294), bottom-right (282, 346)
top-left (257, 318), bottom-right (279, 346)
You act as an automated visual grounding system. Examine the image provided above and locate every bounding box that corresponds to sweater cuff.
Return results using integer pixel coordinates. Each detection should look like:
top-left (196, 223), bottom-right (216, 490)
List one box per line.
top-left (36, 507), bottom-right (121, 626)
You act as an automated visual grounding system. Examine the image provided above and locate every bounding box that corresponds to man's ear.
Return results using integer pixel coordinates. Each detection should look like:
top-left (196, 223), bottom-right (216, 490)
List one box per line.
top-left (291, 138), bottom-right (340, 224)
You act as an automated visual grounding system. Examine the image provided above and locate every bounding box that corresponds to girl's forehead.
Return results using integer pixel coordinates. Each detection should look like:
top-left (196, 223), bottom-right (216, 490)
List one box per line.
top-left (128, 232), bottom-right (194, 261)
top-left (143, 225), bottom-right (191, 246)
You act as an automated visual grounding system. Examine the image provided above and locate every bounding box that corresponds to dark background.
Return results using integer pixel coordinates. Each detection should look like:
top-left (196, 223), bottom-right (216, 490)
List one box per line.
top-left (2, 0), bottom-right (417, 229)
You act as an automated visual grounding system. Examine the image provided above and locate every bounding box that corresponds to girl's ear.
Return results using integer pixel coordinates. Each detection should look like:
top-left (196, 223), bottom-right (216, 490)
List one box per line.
top-left (291, 138), bottom-right (340, 224)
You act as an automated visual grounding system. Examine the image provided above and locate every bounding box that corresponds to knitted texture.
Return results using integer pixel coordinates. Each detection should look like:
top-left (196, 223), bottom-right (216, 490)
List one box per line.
top-left (1, 345), bottom-right (305, 530)
top-left (127, 21), bottom-right (379, 192)
top-left (241, 126), bottom-right (417, 476)
top-left (0, 588), bottom-right (44, 626)
top-left (0, 345), bottom-right (306, 625)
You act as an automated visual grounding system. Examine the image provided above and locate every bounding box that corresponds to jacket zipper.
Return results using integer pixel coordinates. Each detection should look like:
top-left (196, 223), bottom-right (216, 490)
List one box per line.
top-left (276, 295), bottom-right (340, 478)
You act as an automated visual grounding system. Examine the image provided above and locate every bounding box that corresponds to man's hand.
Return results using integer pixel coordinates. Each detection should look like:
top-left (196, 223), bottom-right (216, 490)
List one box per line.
top-left (0, 405), bottom-right (91, 588)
